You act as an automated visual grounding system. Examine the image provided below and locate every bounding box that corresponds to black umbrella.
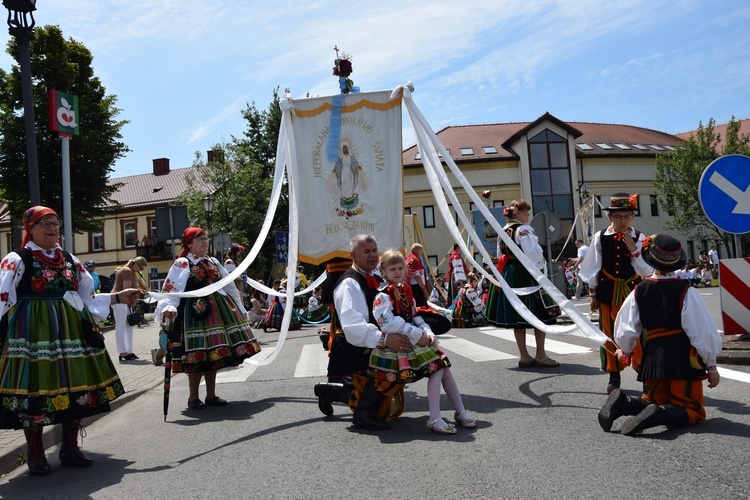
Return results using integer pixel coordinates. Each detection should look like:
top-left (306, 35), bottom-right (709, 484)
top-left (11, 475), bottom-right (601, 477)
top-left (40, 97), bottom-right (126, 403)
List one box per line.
top-left (161, 324), bottom-right (172, 422)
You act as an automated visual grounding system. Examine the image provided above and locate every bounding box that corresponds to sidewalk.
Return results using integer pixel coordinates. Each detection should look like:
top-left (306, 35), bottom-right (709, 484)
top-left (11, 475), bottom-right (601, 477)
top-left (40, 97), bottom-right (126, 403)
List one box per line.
top-left (0, 317), bottom-right (164, 476)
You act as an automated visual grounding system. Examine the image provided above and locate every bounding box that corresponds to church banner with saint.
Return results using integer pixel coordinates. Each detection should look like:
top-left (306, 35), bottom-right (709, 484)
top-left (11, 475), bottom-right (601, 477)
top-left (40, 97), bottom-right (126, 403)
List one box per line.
top-left (291, 90), bottom-right (403, 264)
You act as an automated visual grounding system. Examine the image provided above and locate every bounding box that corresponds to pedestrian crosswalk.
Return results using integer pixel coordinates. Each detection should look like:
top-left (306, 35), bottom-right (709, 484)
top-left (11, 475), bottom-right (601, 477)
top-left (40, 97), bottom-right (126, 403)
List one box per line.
top-left (211, 327), bottom-right (750, 386)
top-left (214, 326), bottom-right (595, 384)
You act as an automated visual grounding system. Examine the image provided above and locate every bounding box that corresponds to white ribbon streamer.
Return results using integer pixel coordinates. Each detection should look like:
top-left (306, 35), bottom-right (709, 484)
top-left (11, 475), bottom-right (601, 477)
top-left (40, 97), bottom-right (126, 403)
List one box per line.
top-left (397, 84), bottom-right (606, 344)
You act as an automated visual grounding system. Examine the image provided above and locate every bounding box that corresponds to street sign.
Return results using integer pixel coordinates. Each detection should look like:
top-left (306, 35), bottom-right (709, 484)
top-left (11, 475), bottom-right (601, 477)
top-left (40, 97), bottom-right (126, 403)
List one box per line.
top-left (213, 233), bottom-right (231, 255)
top-left (698, 154), bottom-right (750, 234)
top-left (719, 258), bottom-right (750, 335)
top-left (530, 211), bottom-right (562, 245)
top-left (275, 231), bottom-right (289, 263)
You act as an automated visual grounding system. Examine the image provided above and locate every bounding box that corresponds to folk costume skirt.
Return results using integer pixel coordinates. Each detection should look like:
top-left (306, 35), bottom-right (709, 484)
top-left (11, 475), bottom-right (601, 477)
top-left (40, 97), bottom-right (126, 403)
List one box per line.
top-left (264, 300), bottom-right (301, 331)
top-left (367, 345), bottom-right (451, 384)
top-left (169, 292), bottom-right (261, 374)
top-left (0, 295), bottom-right (124, 429)
top-left (485, 260), bottom-right (559, 328)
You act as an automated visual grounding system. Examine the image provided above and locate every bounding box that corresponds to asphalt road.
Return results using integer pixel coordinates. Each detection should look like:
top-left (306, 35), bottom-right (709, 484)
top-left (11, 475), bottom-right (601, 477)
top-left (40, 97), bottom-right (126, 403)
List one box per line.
top-left (0, 289), bottom-right (748, 499)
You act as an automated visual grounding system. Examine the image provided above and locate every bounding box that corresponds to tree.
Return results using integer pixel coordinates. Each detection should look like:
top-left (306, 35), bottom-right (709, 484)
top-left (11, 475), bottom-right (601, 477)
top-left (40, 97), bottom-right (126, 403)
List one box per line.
top-left (176, 143), bottom-right (276, 274)
top-left (654, 117), bottom-right (750, 257)
top-left (0, 25), bottom-right (129, 231)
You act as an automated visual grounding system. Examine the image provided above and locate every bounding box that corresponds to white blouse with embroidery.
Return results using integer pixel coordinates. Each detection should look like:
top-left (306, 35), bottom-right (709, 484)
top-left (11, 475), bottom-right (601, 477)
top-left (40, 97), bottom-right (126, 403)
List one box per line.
top-left (372, 290), bottom-right (432, 345)
top-left (154, 253), bottom-right (247, 322)
top-left (0, 242), bottom-right (112, 323)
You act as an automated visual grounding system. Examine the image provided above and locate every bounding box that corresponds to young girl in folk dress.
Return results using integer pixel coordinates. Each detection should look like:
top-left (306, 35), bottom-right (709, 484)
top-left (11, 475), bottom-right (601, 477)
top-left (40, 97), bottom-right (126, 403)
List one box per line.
top-left (369, 250), bottom-right (476, 435)
top-left (264, 279), bottom-right (301, 331)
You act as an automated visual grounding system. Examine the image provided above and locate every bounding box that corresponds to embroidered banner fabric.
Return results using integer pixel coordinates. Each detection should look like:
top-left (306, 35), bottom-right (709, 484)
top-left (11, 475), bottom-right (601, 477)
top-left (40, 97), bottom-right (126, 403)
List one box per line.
top-left (289, 90), bottom-right (403, 264)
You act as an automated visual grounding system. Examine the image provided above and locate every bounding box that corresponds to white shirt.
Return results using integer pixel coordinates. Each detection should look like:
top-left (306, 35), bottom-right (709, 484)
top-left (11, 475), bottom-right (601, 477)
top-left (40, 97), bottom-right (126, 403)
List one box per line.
top-left (577, 226), bottom-right (653, 287)
top-left (333, 271), bottom-right (383, 349)
top-left (614, 274), bottom-right (722, 366)
top-left (154, 253), bottom-right (247, 321)
top-left (708, 249), bottom-right (719, 265)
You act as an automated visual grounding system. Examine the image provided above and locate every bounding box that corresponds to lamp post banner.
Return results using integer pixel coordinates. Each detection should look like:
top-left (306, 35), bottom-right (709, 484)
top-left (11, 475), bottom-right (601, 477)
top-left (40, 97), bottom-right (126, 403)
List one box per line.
top-left (289, 89), bottom-right (403, 264)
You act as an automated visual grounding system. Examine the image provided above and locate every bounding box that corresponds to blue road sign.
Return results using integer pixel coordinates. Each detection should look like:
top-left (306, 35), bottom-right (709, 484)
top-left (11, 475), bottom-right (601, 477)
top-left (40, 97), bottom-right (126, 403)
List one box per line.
top-left (698, 154), bottom-right (750, 234)
top-left (275, 231), bottom-right (289, 263)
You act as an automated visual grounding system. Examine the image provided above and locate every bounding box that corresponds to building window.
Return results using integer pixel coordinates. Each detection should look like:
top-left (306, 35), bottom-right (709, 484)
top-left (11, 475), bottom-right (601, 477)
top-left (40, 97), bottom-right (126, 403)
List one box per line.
top-left (122, 220), bottom-right (138, 248)
top-left (528, 129), bottom-right (573, 221)
top-left (687, 240), bottom-right (694, 262)
top-left (423, 206), bottom-right (435, 228)
top-left (595, 195), bottom-right (602, 218)
top-left (404, 207), bottom-right (412, 216)
top-left (428, 255), bottom-right (438, 271)
top-left (493, 200), bottom-right (504, 208)
top-left (91, 225), bottom-right (104, 252)
top-left (650, 195), bottom-right (659, 216)
top-left (469, 202), bottom-right (477, 212)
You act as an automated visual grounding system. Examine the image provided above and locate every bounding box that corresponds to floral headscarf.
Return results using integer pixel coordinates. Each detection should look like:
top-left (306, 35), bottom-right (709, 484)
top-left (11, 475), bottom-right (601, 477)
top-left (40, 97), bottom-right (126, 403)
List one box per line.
top-left (22, 205), bottom-right (59, 247)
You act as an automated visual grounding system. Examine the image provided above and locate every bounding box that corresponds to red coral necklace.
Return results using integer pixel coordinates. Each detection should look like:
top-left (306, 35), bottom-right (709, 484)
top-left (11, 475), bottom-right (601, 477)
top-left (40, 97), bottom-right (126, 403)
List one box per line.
top-left (31, 248), bottom-right (66, 270)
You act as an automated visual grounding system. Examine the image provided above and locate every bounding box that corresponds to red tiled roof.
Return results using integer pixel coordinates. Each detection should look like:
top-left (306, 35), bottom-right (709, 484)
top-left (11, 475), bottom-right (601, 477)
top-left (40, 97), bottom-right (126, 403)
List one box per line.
top-left (107, 166), bottom-right (208, 209)
top-left (403, 113), bottom-right (685, 166)
top-left (675, 118), bottom-right (750, 151)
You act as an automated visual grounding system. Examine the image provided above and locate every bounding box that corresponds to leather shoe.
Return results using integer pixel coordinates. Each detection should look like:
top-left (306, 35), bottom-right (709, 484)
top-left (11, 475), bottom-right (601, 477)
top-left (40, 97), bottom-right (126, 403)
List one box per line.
top-left (187, 398), bottom-right (206, 410)
top-left (205, 396), bottom-right (228, 406)
top-left (314, 383), bottom-right (334, 416)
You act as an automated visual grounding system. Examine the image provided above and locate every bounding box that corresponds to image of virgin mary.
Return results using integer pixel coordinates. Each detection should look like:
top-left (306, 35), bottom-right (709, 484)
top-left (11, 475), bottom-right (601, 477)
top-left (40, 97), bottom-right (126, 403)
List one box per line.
top-left (326, 138), bottom-right (370, 209)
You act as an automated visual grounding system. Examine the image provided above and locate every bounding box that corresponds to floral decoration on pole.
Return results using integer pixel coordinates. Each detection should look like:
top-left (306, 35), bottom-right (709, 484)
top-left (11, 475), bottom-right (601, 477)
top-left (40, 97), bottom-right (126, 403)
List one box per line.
top-left (481, 189), bottom-right (492, 207)
top-left (333, 45), bottom-right (354, 94)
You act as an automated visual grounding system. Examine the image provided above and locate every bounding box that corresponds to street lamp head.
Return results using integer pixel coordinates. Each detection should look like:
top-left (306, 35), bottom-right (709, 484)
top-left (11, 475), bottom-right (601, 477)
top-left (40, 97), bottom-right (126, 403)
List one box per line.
top-left (4, 0), bottom-right (36, 31)
top-left (202, 194), bottom-right (214, 214)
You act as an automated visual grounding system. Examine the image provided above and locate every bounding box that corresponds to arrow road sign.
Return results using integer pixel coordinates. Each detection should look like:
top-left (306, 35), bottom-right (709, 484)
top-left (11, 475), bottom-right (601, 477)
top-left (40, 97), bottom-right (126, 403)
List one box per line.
top-left (699, 154), bottom-right (750, 234)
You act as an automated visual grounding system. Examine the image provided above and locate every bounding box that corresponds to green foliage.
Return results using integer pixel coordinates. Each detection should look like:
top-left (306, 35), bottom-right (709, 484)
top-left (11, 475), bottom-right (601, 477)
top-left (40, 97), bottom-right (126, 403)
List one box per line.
top-left (0, 25), bottom-right (128, 231)
top-left (176, 142), bottom-right (278, 274)
top-left (654, 116), bottom-right (750, 256)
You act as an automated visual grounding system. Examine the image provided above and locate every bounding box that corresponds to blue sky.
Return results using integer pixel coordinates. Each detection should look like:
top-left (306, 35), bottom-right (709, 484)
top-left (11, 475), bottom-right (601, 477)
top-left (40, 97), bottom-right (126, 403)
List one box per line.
top-left (2, 0), bottom-right (749, 178)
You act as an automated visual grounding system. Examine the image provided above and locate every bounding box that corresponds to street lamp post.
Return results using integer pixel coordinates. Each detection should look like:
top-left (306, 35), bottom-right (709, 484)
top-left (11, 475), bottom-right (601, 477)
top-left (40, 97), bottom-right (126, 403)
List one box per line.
top-left (203, 194), bottom-right (214, 257)
top-left (3, 0), bottom-right (40, 206)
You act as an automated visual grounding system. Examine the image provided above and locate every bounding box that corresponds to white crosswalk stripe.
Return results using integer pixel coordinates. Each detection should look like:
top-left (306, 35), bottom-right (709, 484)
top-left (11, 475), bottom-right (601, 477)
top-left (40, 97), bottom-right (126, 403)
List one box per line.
top-left (718, 366), bottom-right (750, 384)
top-left (435, 336), bottom-right (516, 362)
top-left (294, 344), bottom-right (330, 378)
top-left (478, 326), bottom-right (593, 355)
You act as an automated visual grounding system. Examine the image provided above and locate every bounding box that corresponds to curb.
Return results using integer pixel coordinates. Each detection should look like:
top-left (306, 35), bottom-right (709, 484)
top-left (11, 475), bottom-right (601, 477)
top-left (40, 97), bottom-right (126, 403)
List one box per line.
top-left (0, 378), bottom-right (163, 477)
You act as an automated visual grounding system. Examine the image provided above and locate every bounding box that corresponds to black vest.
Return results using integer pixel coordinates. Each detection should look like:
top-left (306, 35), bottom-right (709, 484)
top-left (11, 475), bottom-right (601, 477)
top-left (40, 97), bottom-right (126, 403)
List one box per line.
top-left (327, 268), bottom-right (382, 378)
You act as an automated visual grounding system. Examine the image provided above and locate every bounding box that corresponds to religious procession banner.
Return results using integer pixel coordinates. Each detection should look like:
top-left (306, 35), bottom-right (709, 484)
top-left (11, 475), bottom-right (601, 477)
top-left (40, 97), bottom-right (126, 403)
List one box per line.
top-left (290, 90), bottom-right (403, 264)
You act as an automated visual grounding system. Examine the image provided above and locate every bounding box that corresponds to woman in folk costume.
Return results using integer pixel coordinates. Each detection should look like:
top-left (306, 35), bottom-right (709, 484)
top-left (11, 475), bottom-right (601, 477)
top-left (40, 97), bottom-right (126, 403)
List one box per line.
top-left (597, 234), bottom-right (721, 435)
top-left (264, 278), bottom-right (301, 331)
top-left (155, 227), bottom-right (261, 410)
top-left (577, 193), bottom-right (653, 394)
top-left (303, 286), bottom-right (330, 323)
top-left (369, 250), bottom-right (475, 435)
top-left (0, 206), bottom-right (141, 476)
top-left (452, 274), bottom-right (487, 328)
top-left (485, 200), bottom-right (560, 367)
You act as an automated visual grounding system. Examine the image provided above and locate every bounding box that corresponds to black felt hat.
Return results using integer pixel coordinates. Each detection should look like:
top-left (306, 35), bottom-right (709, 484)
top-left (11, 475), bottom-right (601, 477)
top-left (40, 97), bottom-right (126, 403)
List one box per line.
top-left (642, 234), bottom-right (687, 272)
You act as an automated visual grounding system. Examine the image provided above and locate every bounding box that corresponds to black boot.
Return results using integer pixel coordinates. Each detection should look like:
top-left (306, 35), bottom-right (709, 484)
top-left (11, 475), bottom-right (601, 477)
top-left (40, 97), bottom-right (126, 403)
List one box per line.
top-left (597, 388), bottom-right (649, 432)
top-left (606, 372), bottom-right (621, 394)
top-left (59, 421), bottom-right (94, 467)
top-left (352, 384), bottom-right (389, 431)
top-left (620, 404), bottom-right (690, 436)
top-left (24, 427), bottom-right (51, 476)
top-left (314, 383), bottom-right (351, 416)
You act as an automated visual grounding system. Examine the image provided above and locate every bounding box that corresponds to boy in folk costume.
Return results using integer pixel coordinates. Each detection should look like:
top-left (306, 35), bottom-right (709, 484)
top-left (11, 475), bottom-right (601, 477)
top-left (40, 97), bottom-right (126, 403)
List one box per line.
top-left (597, 234), bottom-right (721, 435)
top-left (577, 193), bottom-right (653, 393)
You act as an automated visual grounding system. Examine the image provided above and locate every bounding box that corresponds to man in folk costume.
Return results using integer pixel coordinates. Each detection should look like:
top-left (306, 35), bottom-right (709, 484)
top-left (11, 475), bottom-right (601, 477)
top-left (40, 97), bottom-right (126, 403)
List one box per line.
top-left (597, 234), bottom-right (721, 435)
top-left (578, 193), bottom-right (653, 394)
top-left (446, 243), bottom-right (468, 301)
top-left (313, 234), bottom-right (412, 430)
